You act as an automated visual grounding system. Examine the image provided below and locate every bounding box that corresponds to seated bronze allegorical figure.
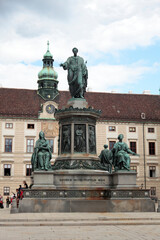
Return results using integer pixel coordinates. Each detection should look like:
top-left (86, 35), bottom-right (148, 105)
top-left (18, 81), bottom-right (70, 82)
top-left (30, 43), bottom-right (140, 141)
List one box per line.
top-left (112, 134), bottom-right (139, 171)
top-left (99, 144), bottom-right (113, 173)
top-left (31, 131), bottom-right (52, 171)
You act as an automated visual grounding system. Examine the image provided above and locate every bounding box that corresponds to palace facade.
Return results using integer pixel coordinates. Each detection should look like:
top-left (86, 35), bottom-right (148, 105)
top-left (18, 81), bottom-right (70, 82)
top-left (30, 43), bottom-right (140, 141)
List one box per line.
top-left (0, 46), bottom-right (160, 200)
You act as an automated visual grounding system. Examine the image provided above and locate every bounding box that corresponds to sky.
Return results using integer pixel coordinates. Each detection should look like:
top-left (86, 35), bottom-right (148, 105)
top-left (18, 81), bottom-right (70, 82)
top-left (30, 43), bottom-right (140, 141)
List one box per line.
top-left (0, 0), bottom-right (160, 95)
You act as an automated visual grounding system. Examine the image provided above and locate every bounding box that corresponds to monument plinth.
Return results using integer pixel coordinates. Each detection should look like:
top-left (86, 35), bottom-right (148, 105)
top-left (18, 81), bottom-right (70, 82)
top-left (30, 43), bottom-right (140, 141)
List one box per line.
top-left (16, 47), bottom-right (155, 213)
top-left (53, 98), bottom-right (102, 170)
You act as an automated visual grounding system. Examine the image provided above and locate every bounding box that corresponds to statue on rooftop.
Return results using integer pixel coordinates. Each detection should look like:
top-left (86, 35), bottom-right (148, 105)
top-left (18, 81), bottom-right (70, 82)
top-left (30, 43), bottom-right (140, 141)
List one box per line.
top-left (31, 131), bottom-right (52, 171)
top-left (112, 134), bottom-right (139, 171)
top-left (60, 47), bottom-right (88, 98)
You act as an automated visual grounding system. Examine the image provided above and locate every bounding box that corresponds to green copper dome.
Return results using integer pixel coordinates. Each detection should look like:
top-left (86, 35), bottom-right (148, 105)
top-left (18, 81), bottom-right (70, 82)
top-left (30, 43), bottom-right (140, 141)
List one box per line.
top-left (43, 49), bottom-right (53, 58)
top-left (38, 67), bottom-right (58, 81)
top-left (38, 41), bottom-right (58, 81)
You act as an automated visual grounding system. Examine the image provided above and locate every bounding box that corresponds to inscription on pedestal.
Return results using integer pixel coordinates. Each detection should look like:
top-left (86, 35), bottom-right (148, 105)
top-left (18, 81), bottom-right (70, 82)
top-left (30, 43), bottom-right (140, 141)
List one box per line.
top-left (55, 176), bottom-right (107, 186)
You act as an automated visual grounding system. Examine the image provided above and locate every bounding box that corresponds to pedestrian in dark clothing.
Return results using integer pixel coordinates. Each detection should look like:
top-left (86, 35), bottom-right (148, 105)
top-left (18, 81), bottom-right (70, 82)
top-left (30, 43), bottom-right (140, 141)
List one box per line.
top-left (23, 181), bottom-right (28, 189)
top-left (6, 197), bottom-right (10, 208)
top-left (0, 195), bottom-right (4, 208)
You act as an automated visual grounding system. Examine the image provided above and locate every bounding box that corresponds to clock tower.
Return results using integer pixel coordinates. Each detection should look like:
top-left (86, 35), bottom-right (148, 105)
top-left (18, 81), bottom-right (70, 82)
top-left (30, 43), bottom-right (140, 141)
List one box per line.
top-left (37, 41), bottom-right (59, 101)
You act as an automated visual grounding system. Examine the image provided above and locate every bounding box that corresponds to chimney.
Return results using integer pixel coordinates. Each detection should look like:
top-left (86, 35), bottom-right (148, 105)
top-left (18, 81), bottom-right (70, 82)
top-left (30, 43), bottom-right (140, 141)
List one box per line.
top-left (111, 90), bottom-right (117, 93)
top-left (143, 90), bottom-right (150, 94)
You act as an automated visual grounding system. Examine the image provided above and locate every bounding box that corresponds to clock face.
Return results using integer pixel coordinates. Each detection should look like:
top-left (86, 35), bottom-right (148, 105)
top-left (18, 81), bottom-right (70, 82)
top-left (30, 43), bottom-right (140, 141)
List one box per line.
top-left (46, 104), bottom-right (55, 114)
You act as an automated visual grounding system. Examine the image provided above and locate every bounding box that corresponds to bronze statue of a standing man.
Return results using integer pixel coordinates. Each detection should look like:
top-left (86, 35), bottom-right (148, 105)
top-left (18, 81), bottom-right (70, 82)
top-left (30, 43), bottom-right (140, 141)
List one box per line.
top-left (60, 48), bottom-right (88, 98)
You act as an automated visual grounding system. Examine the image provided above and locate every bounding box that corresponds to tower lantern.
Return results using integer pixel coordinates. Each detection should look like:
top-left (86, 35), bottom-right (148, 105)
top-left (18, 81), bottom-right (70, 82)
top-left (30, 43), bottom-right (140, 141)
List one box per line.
top-left (37, 41), bottom-right (59, 100)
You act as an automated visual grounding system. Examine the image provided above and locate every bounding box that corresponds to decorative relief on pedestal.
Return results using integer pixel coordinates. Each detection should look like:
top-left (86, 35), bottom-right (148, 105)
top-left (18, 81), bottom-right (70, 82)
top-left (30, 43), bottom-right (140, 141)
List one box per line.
top-left (88, 125), bottom-right (96, 154)
top-left (60, 116), bottom-right (96, 125)
top-left (23, 189), bottom-right (151, 199)
top-left (52, 159), bottom-right (108, 171)
top-left (61, 125), bottom-right (71, 154)
top-left (74, 124), bottom-right (86, 153)
top-left (55, 106), bottom-right (101, 115)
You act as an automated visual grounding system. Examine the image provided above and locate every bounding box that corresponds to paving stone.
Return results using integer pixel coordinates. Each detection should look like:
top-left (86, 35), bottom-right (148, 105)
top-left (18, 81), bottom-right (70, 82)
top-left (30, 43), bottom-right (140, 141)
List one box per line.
top-left (0, 208), bottom-right (160, 240)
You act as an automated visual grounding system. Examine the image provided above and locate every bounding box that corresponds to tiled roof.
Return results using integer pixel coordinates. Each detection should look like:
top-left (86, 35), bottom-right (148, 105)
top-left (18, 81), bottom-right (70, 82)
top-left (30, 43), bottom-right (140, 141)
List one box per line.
top-left (0, 88), bottom-right (160, 122)
top-left (85, 91), bottom-right (160, 122)
top-left (0, 88), bottom-right (44, 118)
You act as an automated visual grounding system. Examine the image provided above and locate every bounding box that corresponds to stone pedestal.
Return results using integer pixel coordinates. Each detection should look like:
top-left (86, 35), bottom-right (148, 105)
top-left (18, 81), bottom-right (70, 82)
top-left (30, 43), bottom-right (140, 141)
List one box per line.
top-left (32, 171), bottom-right (56, 189)
top-left (31, 170), bottom-right (139, 190)
top-left (67, 98), bottom-right (89, 109)
top-left (15, 98), bottom-right (155, 213)
top-left (19, 189), bottom-right (155, 213)
top-left (17, 169), bottom-right (155, 213)
top-left (53, 169), bottom-right (110, 189)
top-left (32, 169), bottom-right (110, 190)
top-left (54, 98), bottom-right (101, 163)
top-left (112, 171), bottom-right (137, 189)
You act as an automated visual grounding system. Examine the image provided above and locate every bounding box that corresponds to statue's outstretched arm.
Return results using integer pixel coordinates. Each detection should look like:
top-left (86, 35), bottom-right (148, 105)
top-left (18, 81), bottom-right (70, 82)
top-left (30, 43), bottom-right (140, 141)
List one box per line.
top-left (127, 147), bottom-right (140, 156)
top-left (60, 62), bottom-right (67, 70)
top-left (60, 58), bottom-right (70, 70)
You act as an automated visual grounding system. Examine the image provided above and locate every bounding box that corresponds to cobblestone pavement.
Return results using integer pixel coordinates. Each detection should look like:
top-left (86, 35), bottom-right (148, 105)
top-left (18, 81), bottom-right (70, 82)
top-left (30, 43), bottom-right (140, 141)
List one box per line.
top-left (0, 208), bottom-right (160, 240)
top-left (0, 225), bottom-right (160, 240)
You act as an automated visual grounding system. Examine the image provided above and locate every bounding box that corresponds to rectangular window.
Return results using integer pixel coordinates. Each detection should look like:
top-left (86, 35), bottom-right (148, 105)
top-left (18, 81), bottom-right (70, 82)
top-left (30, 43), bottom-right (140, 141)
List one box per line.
top-left (4, 187), bottom-right (10, 196)
top-left (150, 187), bottom-right (156, 196)
top-left (5, 138), bottom-right (12, 152)
top-left (130, 141), bottom-right (137, 153)
top-left (129, 127), bottom-right (136, 132)
top-left (130, 166), bottom-right (137, 172)
top-left (149, 142), bottom-right (155, 155)
top-left (4, 164), bottom-right (11, 176)
top-left (47, 139), bottom-right (54, 153)
top-left (27, 139), bottom-right (34, 153)
top-left (149, 166), bottom-right (156, 178)
top-left (109, 126), bottom-right (116, 131)
top-left (26, 164), bottom-right (32, 176)
top-left (109, 141), bottom-right (116, 150)
top-left (5, 123), bottom-right (13, 129)
top-left (27, 124), bottom-right (34, 129)
top-left (148, 128), bottom-right (154, 133)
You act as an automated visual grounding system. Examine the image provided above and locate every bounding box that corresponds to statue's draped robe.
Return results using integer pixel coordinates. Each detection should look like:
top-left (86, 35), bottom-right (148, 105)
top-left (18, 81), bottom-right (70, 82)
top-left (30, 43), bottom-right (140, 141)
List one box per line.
top-left (99, 149), bottom-right (112, 172)
top-left (112, 142), bottom-right (133, 170)
top-left (31, 138), bottom-right (52, 171)
top-left (63, 56), bottom-right (88, 98)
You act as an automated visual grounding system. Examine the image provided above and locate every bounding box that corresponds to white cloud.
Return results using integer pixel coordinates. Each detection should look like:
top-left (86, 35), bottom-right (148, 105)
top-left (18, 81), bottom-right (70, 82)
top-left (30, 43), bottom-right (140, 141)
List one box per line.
top-left (0, 62), bottom-right (151, 94)
top-left (0, 0), bottom-right (160, 92)
top-left (0, 0), bottom-right (160, 62)
top-left (0, 63), bottom-right (39, 89)
top-left (87, 64), bottom-right (150, 92)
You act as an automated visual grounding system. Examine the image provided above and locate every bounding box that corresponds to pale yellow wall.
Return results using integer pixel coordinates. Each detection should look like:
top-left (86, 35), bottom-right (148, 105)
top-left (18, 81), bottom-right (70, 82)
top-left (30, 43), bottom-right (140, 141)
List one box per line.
top-left (96, 122), bottom-right (107, 154)
top-left (0, 119), bottom-right (42, 199)
top-left (0, 118), bottom-right (160, 200)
